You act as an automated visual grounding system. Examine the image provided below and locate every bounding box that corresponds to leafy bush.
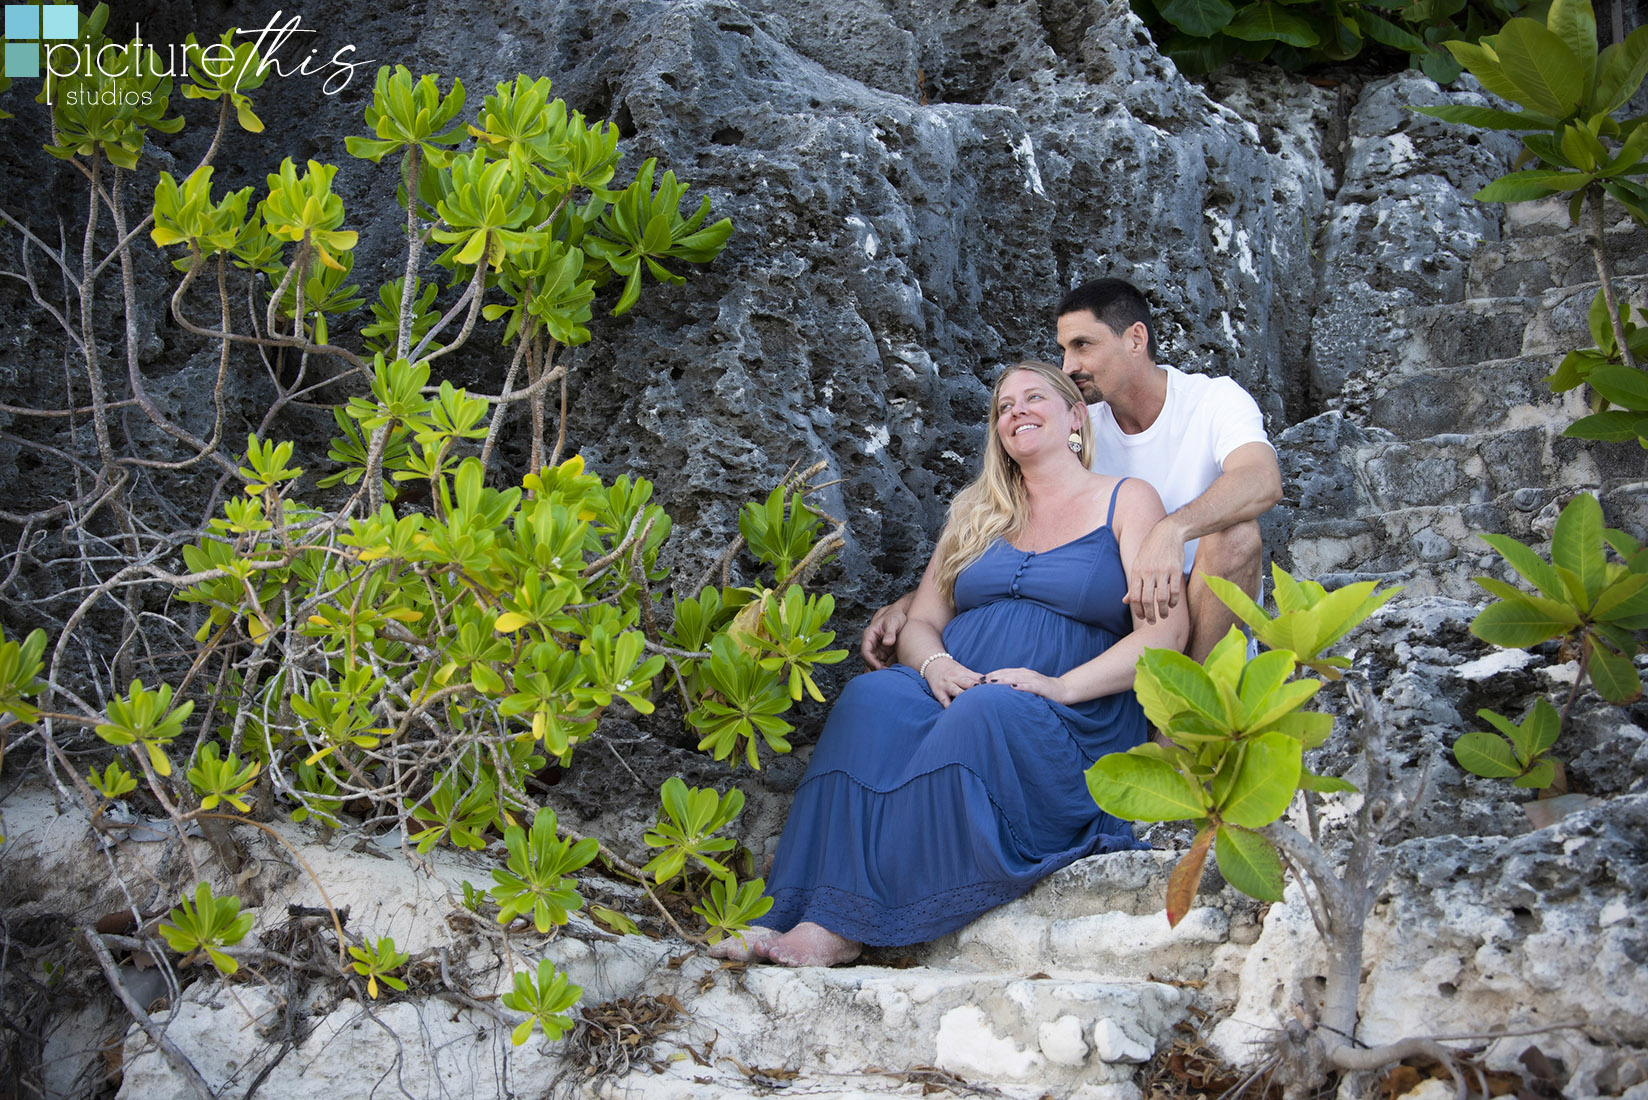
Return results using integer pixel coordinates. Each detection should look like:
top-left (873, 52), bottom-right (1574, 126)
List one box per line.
top-left (1414, 0), bottom-right (1648, 410)
top-left (1133, 0), bottom-right (1533, 80)
top-left (0, 3), bottom-right (845, 1049)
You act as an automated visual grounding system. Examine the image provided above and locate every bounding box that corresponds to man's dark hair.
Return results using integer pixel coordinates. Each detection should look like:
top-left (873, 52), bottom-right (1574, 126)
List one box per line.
top-left (1057, 278), bottom-right (1159, 361)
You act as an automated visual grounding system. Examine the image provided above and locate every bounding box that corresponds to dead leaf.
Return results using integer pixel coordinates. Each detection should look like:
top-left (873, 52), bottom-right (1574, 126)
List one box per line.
top-left (1167, 826), bottom-right (1214, 928)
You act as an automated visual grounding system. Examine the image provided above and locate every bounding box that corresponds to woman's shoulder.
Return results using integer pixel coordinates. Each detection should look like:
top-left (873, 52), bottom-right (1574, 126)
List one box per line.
top-left (1106, 475), bottom-right (1166, 523)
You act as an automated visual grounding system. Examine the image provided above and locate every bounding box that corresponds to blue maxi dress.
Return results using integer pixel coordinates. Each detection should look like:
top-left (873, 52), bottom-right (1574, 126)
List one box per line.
top-left (761, 482), bottom-right (1151, 946)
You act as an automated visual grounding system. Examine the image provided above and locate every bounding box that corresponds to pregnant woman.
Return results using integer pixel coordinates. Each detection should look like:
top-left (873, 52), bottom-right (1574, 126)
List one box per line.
top-left (720, 360), bottom-right (1187, 966)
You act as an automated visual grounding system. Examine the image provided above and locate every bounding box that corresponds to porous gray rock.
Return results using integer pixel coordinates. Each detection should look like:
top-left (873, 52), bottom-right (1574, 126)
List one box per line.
top-left (1211, 795), bottom-right (1648, 1075)
top-left (5, 0), bottom-right (1648, 1097)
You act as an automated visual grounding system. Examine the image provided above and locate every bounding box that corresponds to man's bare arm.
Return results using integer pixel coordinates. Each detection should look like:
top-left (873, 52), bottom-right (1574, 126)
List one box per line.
top-left (1126, 442), bottom-right (1282, 623)
top-left (860, 590), bottom-right (916, 669)
top-left (1167, 442), bottom-right (1281, 542)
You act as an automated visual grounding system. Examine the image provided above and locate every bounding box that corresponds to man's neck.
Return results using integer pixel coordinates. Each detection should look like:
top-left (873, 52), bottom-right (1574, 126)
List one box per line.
top-left (1105, 362), bottom-right (1168, 435)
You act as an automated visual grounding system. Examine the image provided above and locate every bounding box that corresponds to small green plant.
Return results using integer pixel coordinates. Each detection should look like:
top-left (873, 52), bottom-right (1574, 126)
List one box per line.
top-left (740, 487), bottom-right (824, 584)
top-left (0, 626), bottom-right (47, 724)
top-left (409, 773), bottom-right (497, 853)
top-left (692, 876), bottom-right (775, 946)
top-left (1456, 698), bottom-right (1564, 787)
top-left (489, 808), bottom-right (600, 932)
top-left (185, 744), bottom-right (260, 811)
top-left (747, 586), bottom-right (850, 702)
top-left (157, 883), bottom-right (254, 975)
top-left (1549, 296), bottom-right (1648, 445)
top-left (501, 958), bottom-right (581, 1045)
top-left (641, 777), bottom-right (746, 884)
top-left (687, 634), bottom-right (797, 768)
top-left (1469, 492), bottom-right (1647, 704)
top-left (1086, 566), bottom-right (1395, 923)
top-left (348, 936), bottom-right (410, 999)
top-left (87, 760), bottom-right (138, 800)
top-left (94, 681), bottom-right (194, 778)
top-left (1458, 492), bottom-right (1648, 790)
top-left (1088, 630), bottom-right (1329, 917)
top-left (1086, 567), bottom-right (1420, 1086)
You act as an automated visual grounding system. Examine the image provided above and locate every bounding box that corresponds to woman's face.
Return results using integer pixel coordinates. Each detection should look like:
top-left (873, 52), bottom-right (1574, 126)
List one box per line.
top-left (994, 370), bottom-right (1079, 459)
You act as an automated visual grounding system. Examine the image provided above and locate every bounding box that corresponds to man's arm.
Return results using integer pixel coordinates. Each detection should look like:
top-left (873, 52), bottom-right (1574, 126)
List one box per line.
top-left (1126, 442), bottom-right (1281, 624)
top-left (860, 590), bottom-right (916, 669)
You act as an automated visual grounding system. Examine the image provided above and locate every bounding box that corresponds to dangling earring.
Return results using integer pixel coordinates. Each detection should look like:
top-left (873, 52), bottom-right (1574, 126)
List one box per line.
top-left (1067, 431), bottom-right (1082, 454)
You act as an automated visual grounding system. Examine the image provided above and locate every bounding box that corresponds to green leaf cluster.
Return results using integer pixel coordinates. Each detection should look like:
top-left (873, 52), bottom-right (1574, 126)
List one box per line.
top-left (344, 66), bottom-right (466, 168)
top-left (1456, 699), bottom-right (1564, 787)
top-left (1209, 566), bottom-right (1397, 678)
top-left (349, 936), bottom-right (410, 999)
top-left (180, 30), bottom-right (268, 134)
top-left (1085, 567), bottom-right (1396, 921)
top-left (502, 958), bottom-right (581, 1045)
top-left (157, 882), bottom-right (254, 975)
top-left (687, 633), bottom-right (797, 768)
top-left (88, 760), bottom-right (138, 800)
top-left (1413, 0), bottom-right (1648, 219)
top-left (409, 772), bottom-right (498, 853)
top-left (95, 680), bottom-right (195, 777)
top-left (693, 876), bottom-right (776, 946)
top-left (261, 158), bottom-right (358, 272)
top-left (641, 777), bottom-right (746, 884)
top-left (746, 587), bottom-right (849, 702)
top-left (1550, 291), bottom-right (1648, 445)
top-left (1133, 0), bottom-right (1531, 81)
top-left (739, 487), bottom-right (824, 584)
top-left (185, 743), bottom-right (259, 811)
top-left (0, 626), bottom-right (48, 724)
top-left (41, 5), bottom-right (183, 170)
top-left (1470, 492), bottom-right (1647, 704)
top-left (489, 807), bottom-right (599, 933)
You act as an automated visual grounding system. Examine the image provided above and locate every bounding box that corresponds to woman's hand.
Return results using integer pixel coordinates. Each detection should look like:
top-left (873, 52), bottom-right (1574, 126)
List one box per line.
top-left (982, 667), bottom-right (1072, 705)
top-left (924, 656), bottom-right (983, 707)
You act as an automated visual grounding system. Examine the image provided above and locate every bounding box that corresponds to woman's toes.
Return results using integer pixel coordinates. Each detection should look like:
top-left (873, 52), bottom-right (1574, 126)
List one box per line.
top-left (708, 926), bottom-right (777, 962)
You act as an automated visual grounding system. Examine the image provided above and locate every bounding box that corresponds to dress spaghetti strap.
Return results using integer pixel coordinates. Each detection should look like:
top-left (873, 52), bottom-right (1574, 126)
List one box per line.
top-left (1105, 477), bottom-right (1128, 528)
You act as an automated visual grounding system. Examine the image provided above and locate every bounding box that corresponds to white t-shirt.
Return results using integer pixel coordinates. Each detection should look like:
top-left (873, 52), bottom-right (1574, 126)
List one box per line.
top-left (1087, 364), bottom-right (1271, 576)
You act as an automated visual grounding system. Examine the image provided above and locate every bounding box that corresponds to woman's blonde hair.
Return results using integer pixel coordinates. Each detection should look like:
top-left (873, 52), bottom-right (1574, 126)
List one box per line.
top-left (931, 361), bottom-right (1091, 602)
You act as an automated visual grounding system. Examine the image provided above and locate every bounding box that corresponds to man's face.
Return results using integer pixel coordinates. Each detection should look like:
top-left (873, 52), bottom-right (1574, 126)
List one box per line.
top-left (1056, 309), bottom-right (1127, 404)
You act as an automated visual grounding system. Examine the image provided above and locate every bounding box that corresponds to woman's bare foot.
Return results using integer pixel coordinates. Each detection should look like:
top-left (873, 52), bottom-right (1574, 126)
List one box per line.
top-left (706, 925), bottom-right (778, 962)
top-left (753, 922), bottom-right (861, 967)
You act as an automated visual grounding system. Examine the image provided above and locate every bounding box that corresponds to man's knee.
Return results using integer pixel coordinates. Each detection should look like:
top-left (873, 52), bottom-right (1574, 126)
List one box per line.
top-left (1191, 520), bottom-right (1263, 591)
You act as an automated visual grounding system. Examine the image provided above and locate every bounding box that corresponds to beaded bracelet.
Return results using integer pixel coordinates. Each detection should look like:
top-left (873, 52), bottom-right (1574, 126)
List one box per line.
top-left (917, 651), bottom-right (952, 679)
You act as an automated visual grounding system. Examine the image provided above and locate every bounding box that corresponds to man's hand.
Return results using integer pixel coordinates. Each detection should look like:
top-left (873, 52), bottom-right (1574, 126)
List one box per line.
top-left (1123, 518), bottom-right (1187, 624)
top-left (982, 667), bottom-right (1071, 704)
top-left (860, 592), bottom-right (915, 669)
top-left (924, 656), bottom-right (983, 707)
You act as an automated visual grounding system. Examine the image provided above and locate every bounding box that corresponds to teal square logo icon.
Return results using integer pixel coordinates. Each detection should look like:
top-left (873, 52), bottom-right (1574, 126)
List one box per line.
top-left (4, 5), bottom-right (79, 79)
top-left (5, 41), bottom-right (38, 78)
top-left (39, 3), bottom-right (73, 37)
top-left (4, 6), bottom-right (41, 38)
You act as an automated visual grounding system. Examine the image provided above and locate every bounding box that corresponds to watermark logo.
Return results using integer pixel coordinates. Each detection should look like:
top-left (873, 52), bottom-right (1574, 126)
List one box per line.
top-left (4, 7), bottom-right (371, 102)
top-left (4, 4), bottom-right (79, 78)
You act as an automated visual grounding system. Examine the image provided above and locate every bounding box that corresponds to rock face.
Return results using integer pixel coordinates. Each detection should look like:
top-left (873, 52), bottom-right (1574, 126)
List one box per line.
top-left (5, 0), bottom-right (1648, 1098)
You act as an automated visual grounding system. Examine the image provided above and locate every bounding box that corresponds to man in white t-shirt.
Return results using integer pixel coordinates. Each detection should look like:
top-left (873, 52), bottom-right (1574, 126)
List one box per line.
top-left (862, 278), bottom-right (1280, 665)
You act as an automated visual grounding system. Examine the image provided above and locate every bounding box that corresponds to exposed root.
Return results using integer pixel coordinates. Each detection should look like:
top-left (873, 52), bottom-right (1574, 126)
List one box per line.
top-left (1144, 1011), bottom-right (1286, 1100)
top-left (550, 993), bottom-right (683, 1095)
